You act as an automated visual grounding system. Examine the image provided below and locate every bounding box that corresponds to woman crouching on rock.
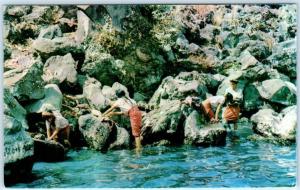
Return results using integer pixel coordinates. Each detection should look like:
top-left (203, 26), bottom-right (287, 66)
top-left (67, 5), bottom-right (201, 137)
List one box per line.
top-left (42, 110), bottom-right (71, 147)
top-left (102, 90), bottom-right (142, 150)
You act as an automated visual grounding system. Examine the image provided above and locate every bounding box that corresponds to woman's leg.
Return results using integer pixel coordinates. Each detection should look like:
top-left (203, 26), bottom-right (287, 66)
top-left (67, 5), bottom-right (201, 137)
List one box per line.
top-left (135, 136), bottom-right (141, 150)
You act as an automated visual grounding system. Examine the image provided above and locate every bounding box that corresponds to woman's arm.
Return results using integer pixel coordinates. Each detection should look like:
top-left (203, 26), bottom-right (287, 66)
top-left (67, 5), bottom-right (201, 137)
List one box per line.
top-left (102, 104), bottom-right (117, 116)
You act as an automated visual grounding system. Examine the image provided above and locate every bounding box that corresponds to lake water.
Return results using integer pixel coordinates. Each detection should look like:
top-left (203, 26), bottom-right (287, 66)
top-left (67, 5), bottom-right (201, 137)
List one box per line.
top-left (12, 125), bottom-right (296, 188)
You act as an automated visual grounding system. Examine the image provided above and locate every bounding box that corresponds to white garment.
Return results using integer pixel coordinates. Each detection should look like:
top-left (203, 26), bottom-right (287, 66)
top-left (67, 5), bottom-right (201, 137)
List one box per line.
top-left (114, 97), bottom-right (136, 113)
top-left (225, 87), bottom-right (243, 100)
top-left (53, 110), bottom-right (69, 129)
top-left (208, 96), bottom-right (225, 107)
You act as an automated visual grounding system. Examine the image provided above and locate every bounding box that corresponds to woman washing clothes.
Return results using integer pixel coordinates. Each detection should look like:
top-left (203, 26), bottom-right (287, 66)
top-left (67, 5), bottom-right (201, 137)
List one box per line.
top-left (215, 78), bottom-right (243, 130)
top-left (102, 90), bottom-right (142, 150)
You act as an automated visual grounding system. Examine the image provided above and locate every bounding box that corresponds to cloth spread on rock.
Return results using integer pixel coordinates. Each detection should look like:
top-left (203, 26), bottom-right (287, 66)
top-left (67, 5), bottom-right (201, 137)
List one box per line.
top-left (223, 105), bottom-right (240, 122)
top-left (53, 110), bottom-right (69, 129)
top-left (128, 106), bottom-right (142, 137)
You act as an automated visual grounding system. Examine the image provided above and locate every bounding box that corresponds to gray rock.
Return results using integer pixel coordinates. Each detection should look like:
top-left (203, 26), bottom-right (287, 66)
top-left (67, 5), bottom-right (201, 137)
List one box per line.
top-left (42, 53), bottom-right (77, 84)
top-left (105, 5), bottom-right (133, 31)
top-left (108, 126), bottom-right (130, 150)
top-left (5, 5), bottom-right (31, 17)
top-left (239, 50), bottom-right (260, 70)
top-left (184, 111), bottom-right (227, 146)
top-left (4, 58), bottom-right (44, 101)
top-left (256, 79), bottom-right (296, 106)
top-left (251, 106), bottom-right (296, 141)
top-left (78, 114), bottom-right (113, 151)
top-left (4, 88), bottom-right (28, 129)
top-left (221, 32), bottom-right (242, 49)
top-left (38, 25), bottom-right (62, 39)
top-left (83, 77), bottom-right (109, 111)
top-left (243, 84), bottom-right (263, 112)
top-left (32, 37), bottom-right (83, 59)
top-left (141, 100), bottom-right (185, 144)
top-left (149, 71), bottom-right (208, 107)
top-left (25, 84), bottom-right (63, 113)
top-left (75, 10), bottom-right (92, 43)
top-left (81, 53), bottom-right (121, 86)
top-left (241, 63), bottom-right (269, 82)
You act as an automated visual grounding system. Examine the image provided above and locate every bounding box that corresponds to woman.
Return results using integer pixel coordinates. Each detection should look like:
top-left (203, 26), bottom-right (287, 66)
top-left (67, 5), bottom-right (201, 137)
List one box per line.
top-left (42, 110), bottom-right (71, 146)
top-left (215, 79), bottom-right (242, 130)
top-left (102, 90), bottom-right (142, 149)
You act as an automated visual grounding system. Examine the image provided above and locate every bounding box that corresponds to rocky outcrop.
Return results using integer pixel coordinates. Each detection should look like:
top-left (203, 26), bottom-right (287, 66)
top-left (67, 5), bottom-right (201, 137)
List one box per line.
top-left (184, 111), bottom-right (227, 146)
top-left (42, 53), bottom-right (77, 84)
top-left (78, 114), bottom-right (113, 151)
top-left (4, 58), bottom-right (44, 101)
top-left (4, 89), bottom-right (34, 183)
top-left (250, 106), bottom-right (296, 142)
top-left (255, 79), bottom-right (296, 106)
top-left (33, 139), bottom-right (66, 162)
top-left (149, 71), bottom-right (208, 107)
top-left (25, 84), bottom-right (63, 113)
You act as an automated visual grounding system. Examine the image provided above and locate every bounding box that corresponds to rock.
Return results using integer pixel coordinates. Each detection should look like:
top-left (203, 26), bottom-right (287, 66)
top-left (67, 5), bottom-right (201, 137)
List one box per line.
top-left (78, 114), bottom-right (113, 151)
top-left (267, 47), bottom-right (296, 79)
top-left (42, 53), bottom-right (77, 84)
top-left (221, 32), bottom-right (242, 49)
top-left (33, 139), bottom-right (66, 162)
top-left (4, 58), bottom-right (44, 101)
top-left (251, 106), bottom-right (296, 142)
top-left (83, 77), bottom-right (109, 111)
top-left (251, 108), bottom-right (281, 137)
top-left (256, 79), bottom-right (296, 106)
top-left (5, 5), bottom-right (32, 17)
top-left (4, 54), bottom-right (37, 71)
top-left (239, 50), bottom-right (260, 70)
top-left (141, 100), bottom-right (185, 145)
top-left (108, 126), bottom-right (130, 150)
top-left (184, 111), bottom-right (227, 146)
top-left (32, 37), bottom-right (83, 60)
top-left (4, 94), bottom-right (34, 184)
top-left (75, 10), bottom-right (92, 43)
top-left (149, 71), bottom-right (208, 107)
top-left (4, 88), bottom-right (28, 129)
top-left (243, 84), bottom-right (263, 112)
top-left (81, 53), bottom-right (122, 86)
top-left (38, 25), bottom-right (62, 39)
top-left (241, 63), bottom-right (269, 82)
top-left (104, 5), bottom-right (133, 31)
top-left (25, 84), bottom-right (63, 113)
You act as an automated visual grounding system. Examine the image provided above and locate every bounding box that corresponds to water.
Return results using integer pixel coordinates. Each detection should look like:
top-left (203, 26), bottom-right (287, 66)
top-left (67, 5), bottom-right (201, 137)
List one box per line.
top-left (12, 125), bottom-right (296, 188)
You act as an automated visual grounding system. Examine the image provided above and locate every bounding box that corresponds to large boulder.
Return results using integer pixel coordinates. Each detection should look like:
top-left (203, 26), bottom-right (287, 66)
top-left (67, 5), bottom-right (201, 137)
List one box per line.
top-left (42, 53), bottom-right (77, 84)
top-left (251, 106), bottom-right (296, 142)
top-left (75, 10), bottom-right (92, 43)
top-left (25, 84), bottom-right (63, 113)
top-left (38, 24), bottom-right (62, 39)
top-left (141, 100), bottom-right (185, 145)
top-left (82, 77), bottom-right (110, 111)
top-left (108, 126), bottom-right (130, 150)
top-left (149, 71), bottom-right (208, 107)
top-left (33, 139), bottom-right (66, 162)
top-left (78, 114), bottom-right (113, 151)
top-left (255, 79), bottom-right (296, 106)
top-left (32, 36), bottom-right (83, 60)
top-left (4, 58), bottom-right (44, 101)
top-left (4, 90), bottom-right (34, 184)
top-left (243, 83), bottom-right (264, 112)
top-left (184, 111), bottom-right (227, 146)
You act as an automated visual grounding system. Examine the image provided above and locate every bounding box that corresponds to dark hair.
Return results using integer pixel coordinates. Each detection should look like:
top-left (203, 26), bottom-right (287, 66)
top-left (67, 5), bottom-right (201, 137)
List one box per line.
top-left (116, 90), bottom-right (126, 98)
top-left (225, 93), bottom-right (233, 104)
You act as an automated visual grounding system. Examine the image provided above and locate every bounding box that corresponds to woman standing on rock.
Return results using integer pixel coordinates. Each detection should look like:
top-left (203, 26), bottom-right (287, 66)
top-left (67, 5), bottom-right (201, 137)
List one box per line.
top-left (102, 90), bottom-right (142, 150)
top-left (42, 110), bottom-right (71, 146)
top-left (215, 79), bottom-right (243, 130)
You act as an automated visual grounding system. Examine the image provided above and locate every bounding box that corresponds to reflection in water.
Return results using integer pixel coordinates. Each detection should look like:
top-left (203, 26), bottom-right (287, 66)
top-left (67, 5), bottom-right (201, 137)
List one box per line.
top-left (12, 125), bottom-right (296, 188)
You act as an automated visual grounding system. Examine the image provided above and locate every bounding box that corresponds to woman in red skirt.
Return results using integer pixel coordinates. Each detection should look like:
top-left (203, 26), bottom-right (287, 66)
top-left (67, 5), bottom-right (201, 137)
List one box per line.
top-left (102, 90), bottom-right (142, 149)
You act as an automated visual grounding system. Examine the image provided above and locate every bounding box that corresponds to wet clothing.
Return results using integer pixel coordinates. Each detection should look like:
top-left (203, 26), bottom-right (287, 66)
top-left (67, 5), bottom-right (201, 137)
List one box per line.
top-left (128, 106), bottom-right (142, 137)
top-left (223, 105), bottom-right (240, 122)
top-left (115, 97), bottom-right (142, 137)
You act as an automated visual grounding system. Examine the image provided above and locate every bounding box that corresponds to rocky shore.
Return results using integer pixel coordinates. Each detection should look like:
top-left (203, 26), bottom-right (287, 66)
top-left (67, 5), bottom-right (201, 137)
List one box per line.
top-left (3, 4), bottom-right (297, 185)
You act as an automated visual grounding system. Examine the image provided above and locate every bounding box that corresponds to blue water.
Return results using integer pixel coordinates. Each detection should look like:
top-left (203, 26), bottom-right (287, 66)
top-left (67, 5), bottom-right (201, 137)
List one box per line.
top-left (13, 126), bottom-right (296, 188)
